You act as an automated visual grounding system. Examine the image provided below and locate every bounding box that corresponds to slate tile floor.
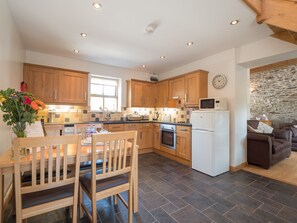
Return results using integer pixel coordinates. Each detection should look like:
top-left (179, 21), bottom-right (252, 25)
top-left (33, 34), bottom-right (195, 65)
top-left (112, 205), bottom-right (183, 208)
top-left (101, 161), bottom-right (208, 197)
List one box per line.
top-left (7, 153), bottom-right (297, 223)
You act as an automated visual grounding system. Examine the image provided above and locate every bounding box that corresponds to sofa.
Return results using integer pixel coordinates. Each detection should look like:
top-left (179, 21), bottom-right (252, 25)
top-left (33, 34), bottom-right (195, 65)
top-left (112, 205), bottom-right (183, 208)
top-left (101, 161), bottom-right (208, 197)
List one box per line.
top-left (247, 120), bottom-right (292, 169)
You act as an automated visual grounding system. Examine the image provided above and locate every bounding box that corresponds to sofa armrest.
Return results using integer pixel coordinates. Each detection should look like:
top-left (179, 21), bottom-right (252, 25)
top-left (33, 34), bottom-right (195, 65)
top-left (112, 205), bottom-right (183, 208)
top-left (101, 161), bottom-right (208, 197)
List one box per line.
top-left (273, 129), bottom-right (292, 141)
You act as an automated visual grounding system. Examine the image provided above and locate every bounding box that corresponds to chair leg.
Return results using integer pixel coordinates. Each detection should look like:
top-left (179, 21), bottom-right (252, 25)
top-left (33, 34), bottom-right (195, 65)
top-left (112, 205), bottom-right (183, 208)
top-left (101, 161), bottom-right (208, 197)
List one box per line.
top-left (114, 194), bottom-right (118, 205)
top-left (128, 190), bottom-right (133, 223)
top-left (92, 198), bottom-right (97, 223)
top-left (79, 185), bottom-right (84, 218)
top-left (72, 204), bottom-right (77, 223)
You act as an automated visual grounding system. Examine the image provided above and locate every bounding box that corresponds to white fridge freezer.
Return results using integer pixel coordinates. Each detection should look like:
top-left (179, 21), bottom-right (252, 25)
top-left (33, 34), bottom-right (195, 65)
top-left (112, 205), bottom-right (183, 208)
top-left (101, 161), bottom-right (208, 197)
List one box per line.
top-left (191, 111), bottom-right (230, 176)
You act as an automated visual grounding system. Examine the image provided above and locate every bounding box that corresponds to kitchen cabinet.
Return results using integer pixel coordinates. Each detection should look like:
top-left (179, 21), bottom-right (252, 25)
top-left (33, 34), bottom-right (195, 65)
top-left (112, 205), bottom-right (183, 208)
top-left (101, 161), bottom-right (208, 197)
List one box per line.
top-left (124, 123), bottom-right (140, 146)
top-left (127, 80), bottom-right (155, 107)
top-left (58, 70), bottom-right (88, 105)
top-left (24, 64), bottom-right (88, 105)
top-left (138, 123), bottom-right (153, 149)
top-left (176, 126), bottom-right (191, 161)
top-left (169, 76), bottom-right (185, 100)
top-left (153, 123), bottom-right (160, 149)
top-left (156, 81), bottom-right (168, 107)
top-left (184, 70), bottom-right (208, 107)
top-left (104, 124), bottom-right (124, 132)
top-left (24, 64), bottom-right (59, 103)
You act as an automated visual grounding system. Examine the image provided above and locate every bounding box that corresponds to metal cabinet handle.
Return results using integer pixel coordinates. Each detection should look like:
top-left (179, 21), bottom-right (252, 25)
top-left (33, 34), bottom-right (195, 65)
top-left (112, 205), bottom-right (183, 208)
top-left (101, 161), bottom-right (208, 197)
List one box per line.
top-left (54, 90), bottom-right (57, 100)
top-left (184, 93), bottom-right (187, 102)
top-left (179, 129), bottom-right (188, 132)
top-left (84, 92), bottom-right (87, 101)
top-left (140, 132), bottom-right (142, 139)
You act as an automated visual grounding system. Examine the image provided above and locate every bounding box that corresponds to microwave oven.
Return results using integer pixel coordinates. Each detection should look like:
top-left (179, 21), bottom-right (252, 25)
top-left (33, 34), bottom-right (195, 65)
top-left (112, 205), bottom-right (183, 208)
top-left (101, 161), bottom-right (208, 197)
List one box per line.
top-left (199, 98), bottom-right (227, 110)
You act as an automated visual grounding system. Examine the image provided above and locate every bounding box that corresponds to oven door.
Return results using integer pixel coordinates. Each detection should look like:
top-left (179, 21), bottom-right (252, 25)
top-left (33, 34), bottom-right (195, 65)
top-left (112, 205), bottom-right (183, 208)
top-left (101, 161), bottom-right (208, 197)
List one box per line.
top-left (161, 129), bottom-right (176, 150)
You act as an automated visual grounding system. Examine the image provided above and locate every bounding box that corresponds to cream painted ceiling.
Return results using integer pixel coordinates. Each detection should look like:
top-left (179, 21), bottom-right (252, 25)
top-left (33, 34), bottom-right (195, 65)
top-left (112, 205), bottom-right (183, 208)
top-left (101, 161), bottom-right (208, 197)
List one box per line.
top-left (8, 0), bottom-right (272, 74)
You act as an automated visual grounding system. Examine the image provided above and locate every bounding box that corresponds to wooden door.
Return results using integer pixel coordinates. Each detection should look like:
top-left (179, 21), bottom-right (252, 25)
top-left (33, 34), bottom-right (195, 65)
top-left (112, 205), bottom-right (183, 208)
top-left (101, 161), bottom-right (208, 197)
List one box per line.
top-left (124, 123), bottom-right (140, 145)
top-left (169, 77), bottom-right (185, 100)
top-left (156, 81), bottom-right (168, 107)
top-left (185, 70), bottom-right (208, 107)
top-left (24, 64), bottom-right (59, 103)
top-left (176, 126), bottom-right (191, 160)
top-left (58, 70), bottom-right (88, 105)
top-left (143, 83), bottom-right (155, 107)
top-left (139, 123), bottom-right (153, 149)
top-left (153, 123), bottom-right (160, 149)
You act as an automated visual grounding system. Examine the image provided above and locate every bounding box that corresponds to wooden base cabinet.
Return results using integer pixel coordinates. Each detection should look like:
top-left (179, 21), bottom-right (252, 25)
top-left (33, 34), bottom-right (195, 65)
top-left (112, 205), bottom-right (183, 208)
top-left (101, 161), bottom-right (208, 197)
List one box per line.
top-left (176, 126), bottom-right (191, 161)
top-left (139, 123), bottom-right (153, 149)
top-left (153, 123), bottom-right (160, 149)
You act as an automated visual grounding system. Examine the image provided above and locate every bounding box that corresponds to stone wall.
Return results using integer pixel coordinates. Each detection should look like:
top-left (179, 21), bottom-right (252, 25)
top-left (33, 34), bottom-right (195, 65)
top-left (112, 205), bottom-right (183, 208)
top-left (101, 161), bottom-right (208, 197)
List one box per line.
top-left (250, 64), bottom-right (297, 128)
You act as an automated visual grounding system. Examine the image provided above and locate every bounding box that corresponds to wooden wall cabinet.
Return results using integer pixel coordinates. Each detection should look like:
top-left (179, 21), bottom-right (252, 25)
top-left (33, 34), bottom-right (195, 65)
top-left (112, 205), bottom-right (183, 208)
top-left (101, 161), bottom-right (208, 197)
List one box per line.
top-left (169, 76), bottom-right (185, 100)
top-left (176, 126), bottom-right (191, 161)
top-left (184, 70), bottom-right (208, 107)
top-left (127, 80), bottom-right (155, 107)
top-left (156, 81), bottom-right (168, 107)
top-left (24, 64), bottom-right (88, 105)
top-left (24, 64), bottom-right (59, 103)
top-left (58, 70), bottom-right (88, 105)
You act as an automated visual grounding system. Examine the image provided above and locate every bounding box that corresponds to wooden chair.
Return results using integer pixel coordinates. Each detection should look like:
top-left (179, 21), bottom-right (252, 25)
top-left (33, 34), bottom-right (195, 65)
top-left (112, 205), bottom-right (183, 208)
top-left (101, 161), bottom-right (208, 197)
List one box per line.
top-left (79, 131), bottom-right (137, 223)
top-left (13, 135), bottom-right (81, 223)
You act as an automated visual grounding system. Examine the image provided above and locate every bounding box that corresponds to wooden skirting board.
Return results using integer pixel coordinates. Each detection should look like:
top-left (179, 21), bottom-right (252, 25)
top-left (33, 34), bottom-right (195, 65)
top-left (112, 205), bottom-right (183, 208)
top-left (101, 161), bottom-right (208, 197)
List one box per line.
top-left (230, 162), bottom-right (248, 172)
top-left (138, 148), bottom-right (153, 154)
top-left (153, 149), bottom-right (191, 167)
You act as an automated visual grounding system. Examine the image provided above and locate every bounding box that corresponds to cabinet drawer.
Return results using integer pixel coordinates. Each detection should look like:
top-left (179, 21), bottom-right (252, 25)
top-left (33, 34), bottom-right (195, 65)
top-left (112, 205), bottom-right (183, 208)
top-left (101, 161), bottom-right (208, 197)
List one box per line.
top-left (107, 124), bottom-right (124, 132)
top-left (139, 123), bottom-right (152, 129)
top-left (124, 123), bottom-right (139, 131)
top-left (176, 126), bottom-right (191, 133)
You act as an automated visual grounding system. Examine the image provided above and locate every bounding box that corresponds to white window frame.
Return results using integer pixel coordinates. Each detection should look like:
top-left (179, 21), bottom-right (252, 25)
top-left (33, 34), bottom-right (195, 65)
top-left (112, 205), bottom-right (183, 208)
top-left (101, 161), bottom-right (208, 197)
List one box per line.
top-left (89, 74), bottom-right (121, 112)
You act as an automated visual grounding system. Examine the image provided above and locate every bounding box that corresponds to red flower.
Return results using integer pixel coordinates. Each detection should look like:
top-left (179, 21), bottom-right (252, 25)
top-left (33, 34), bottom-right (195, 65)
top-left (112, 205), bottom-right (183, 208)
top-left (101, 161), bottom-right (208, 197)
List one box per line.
top-left (23, 96), bottom-right (31, 105)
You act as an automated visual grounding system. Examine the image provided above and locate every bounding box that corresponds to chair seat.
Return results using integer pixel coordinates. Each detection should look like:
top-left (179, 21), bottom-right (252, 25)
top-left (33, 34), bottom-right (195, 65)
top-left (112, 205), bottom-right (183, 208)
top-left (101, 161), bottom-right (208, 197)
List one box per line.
top-left (80, 170), bottom-right (128, 195)
top-left (22, 183), bottom-right (74, 209)
top-left (80, 159), bottom-right (107, 171)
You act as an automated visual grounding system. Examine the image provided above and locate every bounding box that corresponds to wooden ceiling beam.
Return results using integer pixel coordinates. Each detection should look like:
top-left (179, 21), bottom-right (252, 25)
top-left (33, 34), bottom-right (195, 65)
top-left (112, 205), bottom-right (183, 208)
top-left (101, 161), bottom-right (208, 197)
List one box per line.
top-left (243, 0), bottom-right (262, 15)
top-left (255, 0), bottom-right (297, 32)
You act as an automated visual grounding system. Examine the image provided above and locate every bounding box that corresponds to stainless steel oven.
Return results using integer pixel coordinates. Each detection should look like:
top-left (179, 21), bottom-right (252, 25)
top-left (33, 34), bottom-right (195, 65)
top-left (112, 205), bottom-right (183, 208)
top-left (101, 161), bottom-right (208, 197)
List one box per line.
top-left (160, 124), bottom-right (176, 150)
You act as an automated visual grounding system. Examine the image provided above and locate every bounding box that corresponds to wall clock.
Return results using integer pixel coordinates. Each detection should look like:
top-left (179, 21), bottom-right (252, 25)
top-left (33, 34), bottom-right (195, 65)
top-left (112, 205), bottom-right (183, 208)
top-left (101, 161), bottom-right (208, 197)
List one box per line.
top-left (212, 74), bottom-right (227, 89)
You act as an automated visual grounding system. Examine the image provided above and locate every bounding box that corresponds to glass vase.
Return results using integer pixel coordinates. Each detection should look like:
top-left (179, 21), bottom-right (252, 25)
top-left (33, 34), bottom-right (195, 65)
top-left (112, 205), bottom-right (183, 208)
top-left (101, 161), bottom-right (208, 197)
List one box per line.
top-left (11, 122), bottom-right (27, 158)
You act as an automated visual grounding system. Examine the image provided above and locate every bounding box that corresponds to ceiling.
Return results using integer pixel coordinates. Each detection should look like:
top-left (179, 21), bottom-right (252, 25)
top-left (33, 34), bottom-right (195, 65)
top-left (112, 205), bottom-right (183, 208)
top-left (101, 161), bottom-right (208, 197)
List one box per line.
top-left (7, 0), bottom-right (272, 74)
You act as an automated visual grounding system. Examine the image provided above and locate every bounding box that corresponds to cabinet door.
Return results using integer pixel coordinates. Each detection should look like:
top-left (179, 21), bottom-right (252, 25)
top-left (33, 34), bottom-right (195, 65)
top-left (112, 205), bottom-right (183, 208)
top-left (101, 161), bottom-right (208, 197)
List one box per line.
top-left (24, 64), bottom-right (59, 103)
top-left (169, 77), bottom-right (184, 99)
top-left (176, 126), bottom-right (191, 160)
top-left (153, 123), bottom-right (160, 149)
top-left (131, 81), bottom-right (144, 107)
top-left (58, 70), bottom-right (88, 105)
top-left (143, 83), bottom-right (155, 107)
top-left (156, 81), bottom-right (168, 107)
top-left (124, 123), bottom-right (140, 146)
top-left (139, 123), bottom-right (153, 149)
top-left (185, 71), bottom-right (208, 107)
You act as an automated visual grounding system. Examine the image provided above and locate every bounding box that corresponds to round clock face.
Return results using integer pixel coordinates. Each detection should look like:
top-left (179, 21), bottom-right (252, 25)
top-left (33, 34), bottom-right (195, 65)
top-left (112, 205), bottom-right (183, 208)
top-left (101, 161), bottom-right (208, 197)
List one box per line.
top-left (212, 74), bottom-right (227, 89)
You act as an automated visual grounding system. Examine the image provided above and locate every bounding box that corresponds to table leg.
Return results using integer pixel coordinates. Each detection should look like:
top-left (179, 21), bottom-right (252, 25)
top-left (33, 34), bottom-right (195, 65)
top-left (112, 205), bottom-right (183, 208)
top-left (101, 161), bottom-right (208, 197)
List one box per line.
top-left (133, 149), bottom-right (138, 213)
top-left (0, 168), bottom-right (3, 223)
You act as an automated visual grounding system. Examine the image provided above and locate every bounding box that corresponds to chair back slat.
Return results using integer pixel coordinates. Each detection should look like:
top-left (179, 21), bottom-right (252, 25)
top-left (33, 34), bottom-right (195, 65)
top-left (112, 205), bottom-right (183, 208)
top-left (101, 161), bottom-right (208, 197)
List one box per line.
top-left (63, 144), bottom-right (68, 181)
top-left (48, 146), bottom-right (53, 183)
top-left (40, 147), bottom-right (45, 185)
top-left (56, 145), bottom-right (60, 182)
top-left (32, 147), bottom-right (37, 186)
top-left (91, 131), bottom-right (137, 185)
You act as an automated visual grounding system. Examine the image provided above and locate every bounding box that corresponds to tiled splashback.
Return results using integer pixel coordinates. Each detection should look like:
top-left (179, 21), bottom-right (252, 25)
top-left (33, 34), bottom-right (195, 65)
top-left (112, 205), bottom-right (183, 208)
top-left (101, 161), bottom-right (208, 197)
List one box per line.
top-left (38, 105), bottom-right (194, 123)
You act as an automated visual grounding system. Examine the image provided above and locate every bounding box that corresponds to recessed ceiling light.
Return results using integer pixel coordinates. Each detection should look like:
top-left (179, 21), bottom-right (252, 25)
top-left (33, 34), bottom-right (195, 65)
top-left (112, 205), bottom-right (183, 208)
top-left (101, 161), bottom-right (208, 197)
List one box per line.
top-left (80, 33), bottom-right (87, 37)
top-left (92, 2), bottom-right (102, 9)
top-left (74, 49), bottom-right (79, 53)
top-left (160, 56), bottom-right (166, 59)
top-left (187, 42), bottom-right (194, 46)
top-left (142, 65), bottom-right (146, 68)
top-left (230, 20), bottom-right (239, 25)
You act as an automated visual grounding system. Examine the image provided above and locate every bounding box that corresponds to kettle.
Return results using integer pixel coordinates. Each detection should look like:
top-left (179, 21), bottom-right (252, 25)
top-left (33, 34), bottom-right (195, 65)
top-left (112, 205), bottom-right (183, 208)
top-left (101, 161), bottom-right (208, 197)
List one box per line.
top-left (153, 112), bottom-right (159, 121)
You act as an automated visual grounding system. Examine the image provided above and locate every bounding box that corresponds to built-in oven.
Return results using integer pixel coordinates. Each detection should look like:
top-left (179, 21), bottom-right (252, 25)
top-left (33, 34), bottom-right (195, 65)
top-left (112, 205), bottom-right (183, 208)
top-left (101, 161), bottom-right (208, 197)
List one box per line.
top-left (160, 124), bottom-right (176, 150)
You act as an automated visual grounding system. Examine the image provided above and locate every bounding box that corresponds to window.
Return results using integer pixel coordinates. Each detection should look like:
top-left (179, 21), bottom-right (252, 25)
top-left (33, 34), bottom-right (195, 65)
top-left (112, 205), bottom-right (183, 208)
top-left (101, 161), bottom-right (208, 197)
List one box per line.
top-left (89, 75), bottom-right (121, 111)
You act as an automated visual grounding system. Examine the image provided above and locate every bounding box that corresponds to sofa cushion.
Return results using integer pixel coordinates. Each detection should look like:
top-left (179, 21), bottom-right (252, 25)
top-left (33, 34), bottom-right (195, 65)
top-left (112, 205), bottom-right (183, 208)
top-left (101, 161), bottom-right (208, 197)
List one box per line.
top-left (247, 125), bottom-right (263, 133)
top-left (247, 120), bottom-right (259, 129)
top-left (273, 139), bottom-right (291, 154)
top-left (257, 122), bottom-right (274, 134)
top-left (290, 127), bottom-right (297, 137)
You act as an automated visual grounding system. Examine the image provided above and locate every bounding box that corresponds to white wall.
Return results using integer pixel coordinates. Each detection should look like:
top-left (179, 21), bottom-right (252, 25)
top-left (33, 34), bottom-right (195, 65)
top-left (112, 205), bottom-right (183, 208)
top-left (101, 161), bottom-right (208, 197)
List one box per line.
top-left (160, 37), bottom-right (297, 168)
top-left (25, 51), bottom-right (151, 107)
top-left (0, 0), bottom-right (25, 155)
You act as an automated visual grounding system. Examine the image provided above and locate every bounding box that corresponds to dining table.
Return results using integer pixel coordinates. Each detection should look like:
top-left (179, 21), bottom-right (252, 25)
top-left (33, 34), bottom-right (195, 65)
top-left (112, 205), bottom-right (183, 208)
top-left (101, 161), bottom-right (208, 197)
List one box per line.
top-left (0, 142), bottom-right (139, 223)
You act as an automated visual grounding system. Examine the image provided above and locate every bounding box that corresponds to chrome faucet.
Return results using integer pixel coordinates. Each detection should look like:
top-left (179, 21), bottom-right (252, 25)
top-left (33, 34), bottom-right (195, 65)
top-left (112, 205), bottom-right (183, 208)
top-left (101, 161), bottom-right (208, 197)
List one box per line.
top-left (102, 107), bottom-right (111, 121)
